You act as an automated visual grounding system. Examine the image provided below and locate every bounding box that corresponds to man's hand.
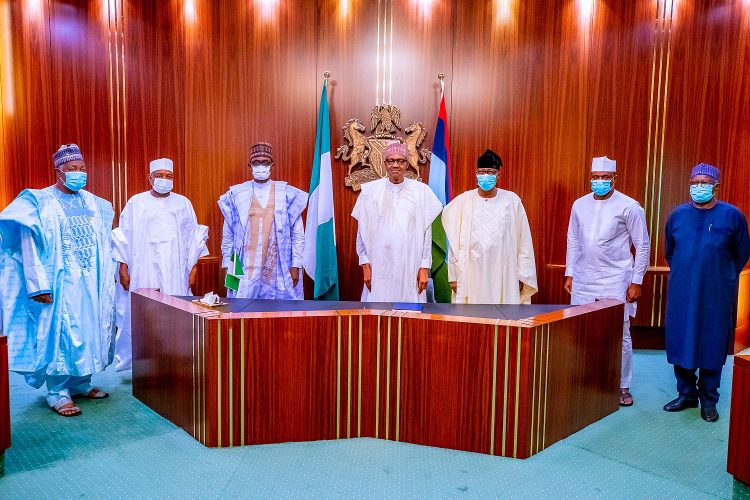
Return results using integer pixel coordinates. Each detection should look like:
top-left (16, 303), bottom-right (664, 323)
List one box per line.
top-left (31, 293), bottom-right (53, 304)
top-left (119, 263), bottom-right (131, 291)
top-left (189, 265), bottom-right (198, 289)
top-left (417, 268), bottom-right (429, 294)
top-left (626, 283), bottom-right (642, 303)
top-left (362, 264), bottom-right (372, 291)
top-left (449, 281), bottom-right (457, 293)
top-left (290, 267), bottom-right (300, 287)
top-left (564, 276), bottom-right (573, 295)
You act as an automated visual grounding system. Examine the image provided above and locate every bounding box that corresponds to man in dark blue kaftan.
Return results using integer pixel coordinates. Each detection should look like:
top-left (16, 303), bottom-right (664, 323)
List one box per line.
top-left (663, 163), bottom-right (750, 422)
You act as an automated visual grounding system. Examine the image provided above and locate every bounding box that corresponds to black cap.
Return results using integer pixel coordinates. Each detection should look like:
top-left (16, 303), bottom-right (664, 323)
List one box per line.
top-left (477, 149), bottom-right (502, 170)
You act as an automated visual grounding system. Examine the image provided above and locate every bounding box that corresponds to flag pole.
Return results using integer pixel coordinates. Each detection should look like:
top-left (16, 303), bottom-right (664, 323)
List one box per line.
top-left (438, 72), bottom-right (445, 96)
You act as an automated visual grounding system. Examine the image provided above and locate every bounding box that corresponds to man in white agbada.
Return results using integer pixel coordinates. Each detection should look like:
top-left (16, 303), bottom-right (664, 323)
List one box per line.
top-left (219, 142), bottom-right (308, 299)
top-left (565, 156), bottom-right (650, 407)
top-left (353, 142), bottom-right (442, 302)
top-left (0, 144), bottom-right (116, 417)
top-left (112, 158), bottom-right (208, 371)
top-left (442, 149), bottom-right (538, 304)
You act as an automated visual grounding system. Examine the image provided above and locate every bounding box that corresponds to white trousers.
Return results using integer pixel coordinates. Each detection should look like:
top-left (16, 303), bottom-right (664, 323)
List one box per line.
top-left (621, 319), bottom-right (633, 389)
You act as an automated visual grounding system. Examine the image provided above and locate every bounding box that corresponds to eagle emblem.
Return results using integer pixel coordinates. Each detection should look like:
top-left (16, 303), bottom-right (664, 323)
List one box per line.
top-left (336, 104), bottom-right (430, 191)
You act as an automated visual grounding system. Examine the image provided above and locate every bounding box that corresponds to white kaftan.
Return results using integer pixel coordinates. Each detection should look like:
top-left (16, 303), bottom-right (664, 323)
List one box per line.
top-left (353, 178), bottom-right (442, 303)
top-left (442, 189), bottom-right (538, 304)
top-left (565, 190), bottom-right (650, 388)
top-left (112, 191), bottom-right (209, 371)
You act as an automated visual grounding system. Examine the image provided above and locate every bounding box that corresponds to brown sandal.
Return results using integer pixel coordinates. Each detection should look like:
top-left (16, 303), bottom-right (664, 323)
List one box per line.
top-left (73, 387), bottom-right (109, 400)
top-left (619, 389), bottom-right (634, 407)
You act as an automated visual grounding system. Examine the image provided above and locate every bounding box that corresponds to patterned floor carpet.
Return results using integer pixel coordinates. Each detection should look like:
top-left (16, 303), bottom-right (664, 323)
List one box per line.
top-left (1, 350), bottom-right (749, 499)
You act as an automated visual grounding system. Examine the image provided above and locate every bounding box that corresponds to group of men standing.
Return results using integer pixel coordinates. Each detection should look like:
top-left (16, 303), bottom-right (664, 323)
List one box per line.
top-left (0, 141), bottom-right (747, 424)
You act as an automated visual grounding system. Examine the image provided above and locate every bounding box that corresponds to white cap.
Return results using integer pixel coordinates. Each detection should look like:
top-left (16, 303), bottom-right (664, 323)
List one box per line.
top-left (591, 156), bottom-right (616, 173)
top-left (149, 158), bottom-right (174, 174)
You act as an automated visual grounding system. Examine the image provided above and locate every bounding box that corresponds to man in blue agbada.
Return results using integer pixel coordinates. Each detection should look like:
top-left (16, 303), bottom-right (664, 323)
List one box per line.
top-left (663, 163), bottom-right (750, 422)
top-left (0, 144), bottom-right (116, 417)
top-left (218, 142), bottom-right (308, 299)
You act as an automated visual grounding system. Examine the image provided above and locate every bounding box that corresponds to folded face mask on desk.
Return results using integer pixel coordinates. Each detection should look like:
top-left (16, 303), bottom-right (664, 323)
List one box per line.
top-left (199, 292), bottom-right (220, 306)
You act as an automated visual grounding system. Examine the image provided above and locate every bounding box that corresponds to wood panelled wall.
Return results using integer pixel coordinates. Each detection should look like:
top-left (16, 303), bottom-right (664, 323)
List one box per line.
top-left (1, 0), bottom-right (749, 301)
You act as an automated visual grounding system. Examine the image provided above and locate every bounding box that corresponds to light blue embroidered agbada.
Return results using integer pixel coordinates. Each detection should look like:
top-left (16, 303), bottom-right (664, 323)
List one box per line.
top-left (0, 187), bottom-right (117, 386)
top-left (218, 180), bottom-right (308, 300)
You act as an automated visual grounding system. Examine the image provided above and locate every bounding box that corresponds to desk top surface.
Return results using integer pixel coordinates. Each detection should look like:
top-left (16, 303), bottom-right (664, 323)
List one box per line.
top-left (177, 297), bottom-right (573, 321)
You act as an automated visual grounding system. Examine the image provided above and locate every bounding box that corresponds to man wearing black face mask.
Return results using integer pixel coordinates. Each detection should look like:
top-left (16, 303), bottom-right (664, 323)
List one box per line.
top-left (0, 144), bottom-right (116, 417)
top-left (112, 158), bottom-right (208, 371)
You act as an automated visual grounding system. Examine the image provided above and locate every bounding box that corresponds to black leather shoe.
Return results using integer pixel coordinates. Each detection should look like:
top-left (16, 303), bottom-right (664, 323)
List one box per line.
top-left (701, 407), bottom-right (719, 422)
top-left (663, 395), bottom-right (699, 412)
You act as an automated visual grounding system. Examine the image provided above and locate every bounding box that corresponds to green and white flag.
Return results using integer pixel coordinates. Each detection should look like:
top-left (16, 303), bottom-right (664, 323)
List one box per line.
top-left (303, 80), bottom-right (339, 300)
top-left (224, 250), bottom-right (244, 292)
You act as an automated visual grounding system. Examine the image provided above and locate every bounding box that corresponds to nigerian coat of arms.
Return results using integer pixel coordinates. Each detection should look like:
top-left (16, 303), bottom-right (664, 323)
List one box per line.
top-left (336, 104), bottom-right (431, 191)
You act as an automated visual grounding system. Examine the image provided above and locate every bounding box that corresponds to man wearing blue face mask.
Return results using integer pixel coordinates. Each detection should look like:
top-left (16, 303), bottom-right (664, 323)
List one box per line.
top-left (663, 163), bottom-right (750, 422)
top-left (112, 158), bottom-right (208, 371)
top-left (565, 156), bottom-right (650, 407)
top-left (0, 144), bottom-right (117, 417)
top-left (219, 142), bottom-right (308, 299)
top-left (442, 149), bottom-right (538, 304)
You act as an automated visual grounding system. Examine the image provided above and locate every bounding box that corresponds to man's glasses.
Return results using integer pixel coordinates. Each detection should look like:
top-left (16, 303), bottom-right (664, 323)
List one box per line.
top-left (689, 181), bottom-right (716, 188)
top-left (385, 159), bottom-right (408, 166)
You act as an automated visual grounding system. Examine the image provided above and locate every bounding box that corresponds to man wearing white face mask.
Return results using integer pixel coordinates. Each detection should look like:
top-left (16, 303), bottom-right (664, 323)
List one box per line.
top-left (112, 158), bottom-right (208, 371)
top-left (218, 142), bottom-right (308, 299)
top-left (0, 144), bottom-right (117, 417)
top-left (564, 156), bottom-right (650, 407)
top-left (441, 149), bottom-right (538, 305)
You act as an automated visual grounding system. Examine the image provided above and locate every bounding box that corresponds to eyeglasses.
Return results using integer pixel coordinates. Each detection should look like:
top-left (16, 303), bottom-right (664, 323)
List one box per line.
top-left (385, 159), bottom-right (408, 166)
top-left (251, 162), bottom-right (272, 168)
top-left (476, 169), bottom-right (498, 176)
top-left (689, 181), bottom-right (716, 188)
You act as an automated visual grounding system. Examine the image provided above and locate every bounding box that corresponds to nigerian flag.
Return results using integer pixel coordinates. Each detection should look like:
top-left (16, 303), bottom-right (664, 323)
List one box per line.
top-left (303, 80), bottom-right (339, 300)
top-left (224, 250), bottom-right (244, 292)
top-left (428, 90), bottom-right (453, 303)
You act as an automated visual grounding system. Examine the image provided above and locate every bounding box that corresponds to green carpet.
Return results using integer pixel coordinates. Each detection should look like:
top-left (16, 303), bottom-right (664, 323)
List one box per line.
top-left (1, 351), bottom-right (749, 499)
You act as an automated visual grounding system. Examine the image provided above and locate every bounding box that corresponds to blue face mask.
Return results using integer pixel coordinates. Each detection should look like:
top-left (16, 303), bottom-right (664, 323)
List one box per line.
top-left (591, 179), bottom-right (612, 196)
top-left (690, 184), bottom-right (714, 204)
top-left (61, 171), bottom-right (87, 192)
top-left (477, 173), bottom-right (497, 191)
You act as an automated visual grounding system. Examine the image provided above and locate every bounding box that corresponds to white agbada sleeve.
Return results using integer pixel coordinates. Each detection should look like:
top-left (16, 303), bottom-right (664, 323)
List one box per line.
top-left (112, 200), bottom-right (133, 266)
top-left (564, 203), bottom-right (579, 278)
top-left (291, 216), bottom-right (304, 269)
top-left (356, 227), bottom-right (369, 265)
top-left (420, 223), bottom-right (432, 269)
top-left (185, 204), bottom-right (209, 274)
top-left (219, 193), bottom-right (237, 269)
top-left (624, 204), bottom-right (650, 285)
top-left (20, 227), bottom-right (51, 296)
top-left (515, 200), bottom-right (538, 303)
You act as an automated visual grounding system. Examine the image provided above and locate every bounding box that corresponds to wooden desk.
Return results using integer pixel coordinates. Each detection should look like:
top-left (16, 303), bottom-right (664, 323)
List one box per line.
top-left (0, 336), bottom-right (10, 476)
top-left (132, 291), bottom-right (623, 458)
top-left (728, 348), bottom-right (750, 486)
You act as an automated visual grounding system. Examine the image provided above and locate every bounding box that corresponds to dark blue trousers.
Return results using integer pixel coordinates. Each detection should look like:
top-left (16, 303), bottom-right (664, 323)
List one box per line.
top-left (674, 364), bottom-right (722, 409)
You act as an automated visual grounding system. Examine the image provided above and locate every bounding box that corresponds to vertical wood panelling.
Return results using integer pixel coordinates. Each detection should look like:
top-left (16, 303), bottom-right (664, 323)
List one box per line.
top-left (183, 0), bottom-right (317, 266)
top-left (48, 0), bottom-right (115, 202)
top-left (1, 0), bottom-right (55, 198)
top-left (2, 0), bottom-right (750, 302)
top-left (124, 0), bottom-right (185, 201)
top-left (658, 0), bottom-right (750, 266)
top-left (585, 0), bottom-right (654, 209)
top-left (451, 0), bottom-right (590, 302)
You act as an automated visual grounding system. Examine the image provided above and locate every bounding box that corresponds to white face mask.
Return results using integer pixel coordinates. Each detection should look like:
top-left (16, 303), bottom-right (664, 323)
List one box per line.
top-left (251, 165), bottom-right (271, 181)
top-left (152, 177), bottom-right (173, 194)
